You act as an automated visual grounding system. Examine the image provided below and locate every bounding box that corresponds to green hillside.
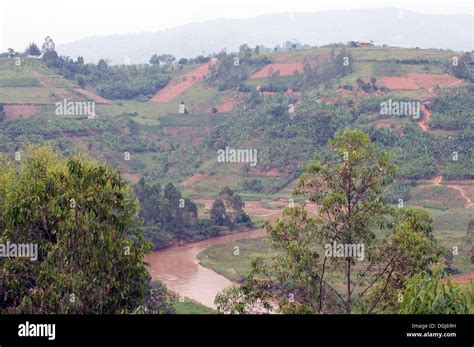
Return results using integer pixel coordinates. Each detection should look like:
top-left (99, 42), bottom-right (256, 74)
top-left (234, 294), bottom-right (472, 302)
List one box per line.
top-left (1, 45), bottom-right (472, 208)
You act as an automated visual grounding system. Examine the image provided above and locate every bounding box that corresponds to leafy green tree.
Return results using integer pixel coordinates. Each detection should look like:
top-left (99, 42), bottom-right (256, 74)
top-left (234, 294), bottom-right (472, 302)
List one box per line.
top-left (398, 271), bottom-right (472, 314)
top-left (134, 179), bottom-right (198, 236)
top-left (218, 187), bottom-right (249, 224)
top-left (215, 129), bottom-right (443, 314)
top-left (160, 54), bottom-right (176, 65)
top-left (134, 178), bottom-right (162, 224)
top-left (162, 182), bottom-right (193, 232)
top-left (76, 75), bottom-right (86, 88)
top-left (294, 129), bottom-right (397, 308)
top-left (0, 146), bottom-right (153, 313)
top-left (450, 52), bottom-right (473, 82)
top-left (97, 59), bottom-right (109, 72)
top-left (42, 50), bottom-right (60, 68)
top-left (164, 182), bottom-right (181, 202)
top-left (358, 208), bottom-right (444, 313)
top-left (25, 42), bottom-right (41, 57)
top-left (133, 282), bottom-right (175, 314)
top-left (150, 54), bottom-right (175, 65)
top-left (41, 36), bottom-right (55, 53)
top-left (149, 54), bottom-right (160, 66)
top-left (210, 199), bottom-right (229, 226)
top-left (239, 44), bottom-right (252, 60)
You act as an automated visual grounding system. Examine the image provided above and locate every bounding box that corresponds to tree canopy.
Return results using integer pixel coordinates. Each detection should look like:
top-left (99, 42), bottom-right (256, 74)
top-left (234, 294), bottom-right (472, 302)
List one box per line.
top-left (0, 146), bottom-right (153, 313)
top-left (215, 129), bottom-right (461, 314)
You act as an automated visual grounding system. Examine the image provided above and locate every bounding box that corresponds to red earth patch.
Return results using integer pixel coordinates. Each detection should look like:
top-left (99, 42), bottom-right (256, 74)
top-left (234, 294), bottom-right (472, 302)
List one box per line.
top-left (409, 72), bottom-right (463, 89)
top-left (74, 88), bottom-right (112, 104)
top-left (3, 104), bottom-right (40, 120)
top-left (445, 272), bottom-right (474, 285)
top-left (216, 97), bottom-right (242, 113)
top-left (380, 76), bottom-right (419, 90)
top-left (251, 63), bottom-right (305, 78)
top-left (379, 73), bottom-right (464, 91)
top-left (151, 62), bottom-right (216, 103)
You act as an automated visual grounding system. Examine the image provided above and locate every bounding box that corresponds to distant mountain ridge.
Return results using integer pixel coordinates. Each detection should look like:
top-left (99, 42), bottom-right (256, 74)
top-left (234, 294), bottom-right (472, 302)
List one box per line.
top-left (57, 8), bottom-right (473, 64)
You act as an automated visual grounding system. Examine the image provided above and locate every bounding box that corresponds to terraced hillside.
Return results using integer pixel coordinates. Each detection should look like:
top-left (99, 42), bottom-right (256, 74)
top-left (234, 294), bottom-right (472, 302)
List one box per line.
top-left (0, 45), bottom-right (472, 208)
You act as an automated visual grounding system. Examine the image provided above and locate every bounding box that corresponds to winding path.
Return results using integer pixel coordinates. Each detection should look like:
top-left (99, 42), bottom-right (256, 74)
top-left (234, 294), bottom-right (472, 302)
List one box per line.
top-left (417, 103), bottom-right (431, 132)
top-left (428, 175), bottom-right (473, 208)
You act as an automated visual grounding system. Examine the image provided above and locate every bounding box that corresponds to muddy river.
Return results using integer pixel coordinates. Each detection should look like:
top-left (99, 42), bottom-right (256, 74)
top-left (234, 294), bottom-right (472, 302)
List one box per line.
top-left (145, 228), bottom-right (267, 308)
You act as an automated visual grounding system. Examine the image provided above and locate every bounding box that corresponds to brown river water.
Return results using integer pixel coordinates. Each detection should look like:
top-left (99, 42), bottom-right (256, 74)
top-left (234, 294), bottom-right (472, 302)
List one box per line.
top-left (145, 228), bottom-right (267, 308)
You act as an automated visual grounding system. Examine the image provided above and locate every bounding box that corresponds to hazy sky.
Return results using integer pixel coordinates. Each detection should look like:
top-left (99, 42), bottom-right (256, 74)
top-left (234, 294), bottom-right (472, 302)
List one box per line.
top-left (1, 0), bottom-right (472, 52)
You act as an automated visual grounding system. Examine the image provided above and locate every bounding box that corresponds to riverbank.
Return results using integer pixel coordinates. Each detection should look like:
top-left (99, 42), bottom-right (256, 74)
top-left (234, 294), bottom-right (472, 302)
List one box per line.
top-left (169, 295), bottom-right (217, 314)
top-left (144, 199), bottom-right (289, 308)
top-left (145, 227), bottom-right (268, 308)
top-left (144, 196), bottom-right (281, 251)
top-left (146, 223), bottom-right (258, 251)
top-left (197, 237), bottom-right (272, 282)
